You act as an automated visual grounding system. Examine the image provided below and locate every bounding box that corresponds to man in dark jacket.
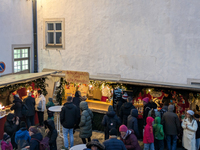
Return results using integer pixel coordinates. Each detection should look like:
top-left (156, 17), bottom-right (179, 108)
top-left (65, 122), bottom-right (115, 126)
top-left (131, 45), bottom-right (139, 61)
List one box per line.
top-left (160, 101), bottom-right (169, 119)
top-left (102, 105), bottom-right (121, 140)
top-left (116, 93), bottom-right (128, 116)
top-left (24, 92), bottom-right (36, 129)
top-left (127, 109), bottom-right (140, 139)
top-left (162, 105), bottom-right (180, 150)
top-left (73, 91), bottom-right (81, 131)
top-left (103, 128), bottom-right (126, 150)
top-left (44, 120), bottom-right (58, 150)
top-left (11, 94), bottom-right (23, 119)
top-left (120, 96), bottom-right (135, 125)
top-left (4, 113), bottom-right (19, 149)
top-left (142, 97), bottom-right (152, 126)
top-left (60, 96), bottom-right (78, 149)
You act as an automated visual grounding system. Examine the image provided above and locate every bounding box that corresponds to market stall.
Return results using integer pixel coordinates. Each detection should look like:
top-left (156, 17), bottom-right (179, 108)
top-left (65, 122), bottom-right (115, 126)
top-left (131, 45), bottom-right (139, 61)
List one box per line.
top-left (0, 71), bottom-right (57, 140)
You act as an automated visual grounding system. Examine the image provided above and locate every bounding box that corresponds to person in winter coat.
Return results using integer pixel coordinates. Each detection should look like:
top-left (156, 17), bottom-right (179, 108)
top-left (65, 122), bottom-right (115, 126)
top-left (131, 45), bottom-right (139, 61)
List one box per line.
top-left (162, 105), bottom-right (180, 150)
top-left (26, 126), bottom-right (43, 150)
top-left (23, 92), bottom-right (36, 129)
top-left (35, 90), bottom-right (46, 126)
top-left (10, 94), bottom-right (23, 118)
top-left (127, 108), bottom-right (140, 139)
top-left (117, 93), bottom-right (128, 116)
top-left (103, 128), bottom-right (126, 150)
top-left (44, 119), bottom-right (58, 150)
top-left (194, 114), bottom-right (200, 150)
top-left (1, 133), bottom-right (13, 150)
top-left (119, 125), bottom-right (141, 150)
top-left (4, 113), bottom-right (19, 149)
top-left (153, 117), bottom-right (164, 150)
top-left (60, 96), bottom-right (78, 149)
top-left (102, 105), bottom-right (121, 140)
top-left (46, 97), bottom-right (55, 120)
top-left (182, 110), bottom-right (198, 150)
top-left (73, 91), bottom-right (82, 131)
top-left (143, 117), bottom-right (155, 150)
top-left (15, 121), bottom-right (31, 149)
top-left (148, 102), bottom-right (161, 126)
top-left (142, 97), bottom-right (152, 126)
top-left (79, 101), bottom-right (93, 144)
top-left (159, 102), bottom-right (168, 119)
top-left (86, 139), bottom-right (105, 150)
top-left (120, 96), bottom-right (136, 125)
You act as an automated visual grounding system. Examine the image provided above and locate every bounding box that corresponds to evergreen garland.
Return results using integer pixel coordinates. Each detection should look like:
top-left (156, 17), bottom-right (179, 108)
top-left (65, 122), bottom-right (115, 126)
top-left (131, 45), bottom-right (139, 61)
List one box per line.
top-left (56, 78), bottom-right (68, 105)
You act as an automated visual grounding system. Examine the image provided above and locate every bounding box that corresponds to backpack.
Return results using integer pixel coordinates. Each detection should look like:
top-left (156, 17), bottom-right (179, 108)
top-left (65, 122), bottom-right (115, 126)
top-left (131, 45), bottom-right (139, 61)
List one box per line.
top-left (21, 103), bottom-right (28, 116)
top-left (32, 137), bottom-right (50, 150)
top-left (107, 117), bottom-right (117, 130)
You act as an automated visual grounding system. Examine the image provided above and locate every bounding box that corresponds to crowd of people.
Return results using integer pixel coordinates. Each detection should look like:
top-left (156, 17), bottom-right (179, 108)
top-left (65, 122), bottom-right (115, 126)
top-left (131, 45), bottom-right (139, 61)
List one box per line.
top-left (1, 90), bottom-right (200, 150)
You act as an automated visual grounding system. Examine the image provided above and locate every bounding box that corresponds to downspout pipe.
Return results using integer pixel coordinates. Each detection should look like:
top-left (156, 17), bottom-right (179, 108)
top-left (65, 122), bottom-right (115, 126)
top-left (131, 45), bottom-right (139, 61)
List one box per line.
top-left (33, 0), bottom-right (38, 73)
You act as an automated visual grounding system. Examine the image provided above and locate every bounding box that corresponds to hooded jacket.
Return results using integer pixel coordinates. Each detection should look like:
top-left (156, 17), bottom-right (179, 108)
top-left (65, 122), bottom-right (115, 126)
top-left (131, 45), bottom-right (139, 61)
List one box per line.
top-left (120, 129), bottom-right (141, 150)
top-left (10, 96), bottom-right (22, 118)
top-left (15, 127), bottom-right (31, 144)
top-left (79, 101), bottom-right (93, 138)
top-left (102, 106), bottom-right (121, 132)
top-left (161, 105), bottom-right (180, 135)
top-left (73, 91), bottom-right (81, 118)
top-left (120, 102), bottom-right (136, 125)
top-left (4, 114), bottom-right (18, 147)
top-left (1, 140), bottom-right (13, 150)
top-left (60, 102), bottom-right (78, 129)
top-left (30, 132), bottom-right (43, 150)
top-left (103, 138), bottom-right (126, 150)
top-left (45, 120), bottom-right (58, 150)
top-left (127, 109), bottom-right (140, 139)
top-left (23, 96), bottom-right (35, 116)
top-left (143, 117), bottom-right (154, 144)
top-left (153, 117), bottom-right (164, 140)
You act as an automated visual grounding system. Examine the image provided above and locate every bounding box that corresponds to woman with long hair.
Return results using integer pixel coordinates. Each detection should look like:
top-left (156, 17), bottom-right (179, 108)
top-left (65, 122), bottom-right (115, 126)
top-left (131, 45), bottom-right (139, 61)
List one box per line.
top-left (182, 110), bottom-right (198, 150)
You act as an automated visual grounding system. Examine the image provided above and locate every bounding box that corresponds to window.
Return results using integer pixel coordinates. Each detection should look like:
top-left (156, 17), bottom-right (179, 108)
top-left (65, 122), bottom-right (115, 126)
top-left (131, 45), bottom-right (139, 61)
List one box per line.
top-left (14, 48), bottom-right (30, 73)
top-left (46, 22), bottom-right (63, 48)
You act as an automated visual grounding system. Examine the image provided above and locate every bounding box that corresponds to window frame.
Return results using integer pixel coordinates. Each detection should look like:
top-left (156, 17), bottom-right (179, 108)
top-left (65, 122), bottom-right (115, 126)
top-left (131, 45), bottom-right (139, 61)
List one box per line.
top-left (13, 48), bottom-right (30, 73)
top-left (43, 18), bottom-right (65, 49)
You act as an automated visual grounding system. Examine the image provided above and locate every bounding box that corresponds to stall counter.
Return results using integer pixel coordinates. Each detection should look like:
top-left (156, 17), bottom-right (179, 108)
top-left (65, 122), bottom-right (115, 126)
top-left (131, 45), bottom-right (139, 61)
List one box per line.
top-left (86, 99), bottom-right (113, 114)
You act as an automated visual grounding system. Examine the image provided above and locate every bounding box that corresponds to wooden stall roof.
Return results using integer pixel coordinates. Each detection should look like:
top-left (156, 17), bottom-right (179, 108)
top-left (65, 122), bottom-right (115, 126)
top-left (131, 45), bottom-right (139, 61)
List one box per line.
top-left (0, 71), bottom-right (57, 88)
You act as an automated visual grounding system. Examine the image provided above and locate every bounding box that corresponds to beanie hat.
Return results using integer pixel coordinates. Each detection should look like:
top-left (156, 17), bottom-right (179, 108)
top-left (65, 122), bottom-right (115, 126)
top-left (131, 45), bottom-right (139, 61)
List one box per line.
top-left (119, 125), bottom-right (128, 132)
top-left (142, 97), bottom-right (149, 103)
top-left (108, 105), bottom-right (113, 112)
top-left (122, 93), bottom-right (128, 100)
top-left (187, 110), bottom-right (194, 116)
top-left (195, 114), bottom-right (200, 119)
top-left (48, 97), bottom-right (53, 102)
top-left (151, 102), bottom-right (157, 109)
top-left (3, 134), bottom-right (10, 141)
top-left (168, 105), bottom-right (174, 111)
top-left (20, 121), bottom-right (26, 128)
top-left (29, 126), bottom-right (39, 134)
top-left (109, 128), bottom-right (118, 136)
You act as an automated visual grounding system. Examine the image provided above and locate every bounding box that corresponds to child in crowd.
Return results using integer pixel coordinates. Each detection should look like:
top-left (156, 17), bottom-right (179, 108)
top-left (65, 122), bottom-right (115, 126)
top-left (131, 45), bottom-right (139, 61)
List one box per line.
top-left (153, 117), bottom-right (164, 150)
top-left (15, 121), bottom-right (31, 149)
top-left (1, 133), bottom-right (13, 150)
top-left (194, 114), bottom-right (200, 150)
top-left (143, 117), bottom-right (155, 150)
top-left (46, 97), bottom-right (55, 120)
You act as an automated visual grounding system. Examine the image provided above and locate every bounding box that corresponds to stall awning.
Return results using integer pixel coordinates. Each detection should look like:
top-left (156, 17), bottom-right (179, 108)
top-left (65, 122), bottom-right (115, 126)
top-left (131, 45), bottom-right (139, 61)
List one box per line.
top-left (89, 75), bottom-right (200, 92)
top-left (0, 71), bottom-right (57, 88)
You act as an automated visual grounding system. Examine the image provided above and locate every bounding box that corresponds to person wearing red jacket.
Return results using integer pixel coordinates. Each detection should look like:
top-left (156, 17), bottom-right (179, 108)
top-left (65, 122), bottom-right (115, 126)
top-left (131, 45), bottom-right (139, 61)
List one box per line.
top-left (143, 117), bottom-right (155, 150)
top-left (119, 125), bottom-right (141, 150)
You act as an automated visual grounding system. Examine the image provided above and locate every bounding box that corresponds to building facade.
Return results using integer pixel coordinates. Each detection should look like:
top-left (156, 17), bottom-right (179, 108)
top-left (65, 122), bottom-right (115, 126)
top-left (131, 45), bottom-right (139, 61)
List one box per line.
top-left (0, 0), bottom-right (34, 75)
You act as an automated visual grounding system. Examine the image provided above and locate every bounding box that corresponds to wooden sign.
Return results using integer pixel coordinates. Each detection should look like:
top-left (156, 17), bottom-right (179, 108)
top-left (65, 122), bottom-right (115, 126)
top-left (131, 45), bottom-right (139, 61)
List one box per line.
top-left (63, 71), bottom-right (89, 84)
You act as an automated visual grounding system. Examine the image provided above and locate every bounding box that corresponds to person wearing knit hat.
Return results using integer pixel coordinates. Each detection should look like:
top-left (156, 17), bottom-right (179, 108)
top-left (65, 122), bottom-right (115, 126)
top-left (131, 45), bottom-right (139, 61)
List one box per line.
top-left (103, 128), bottom-right (126, 150)
top-left (15, 121), bottom-right (31, 149)
top-left (143, 97), bottom-right (152, 126)
top-left (1, 133), bottom-right (13, 150)
top-left (162, 104), bottom-right (180, 150)
top-left (46, 97), bottom-right (55, 120)
top-left (86, 139), bottom-right (105, 150)
top-left (182, 110), bottom-right (198, 150)
top-left (102, 105), bottom-right (121, 140)
top-left (142, 97), bottom-right (149, 105)
top-left (194, 114), bottom-right (200, 150)
top-left (119, 125), bottom-right (141, 150)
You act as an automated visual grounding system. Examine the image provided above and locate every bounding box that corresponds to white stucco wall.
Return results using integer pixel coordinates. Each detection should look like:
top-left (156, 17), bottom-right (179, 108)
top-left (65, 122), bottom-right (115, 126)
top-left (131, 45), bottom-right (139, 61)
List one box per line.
top-left (37, 0), bottom-right (200, 84)
top-left (0, 0), bottom-right (33, 75)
